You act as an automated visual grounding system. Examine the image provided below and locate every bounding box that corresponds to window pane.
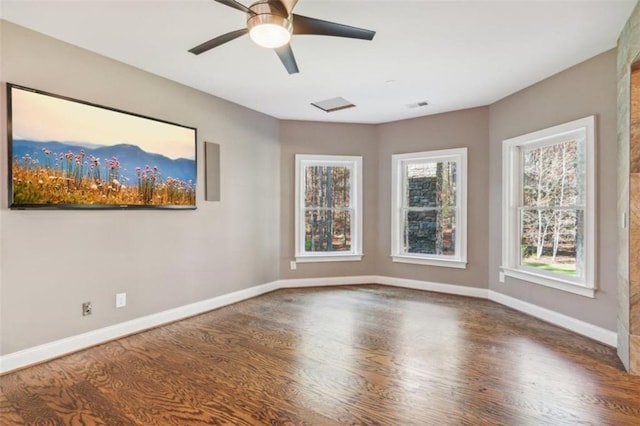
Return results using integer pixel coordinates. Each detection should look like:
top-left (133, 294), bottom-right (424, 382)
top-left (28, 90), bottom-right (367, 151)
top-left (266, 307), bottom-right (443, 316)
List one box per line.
top-left (304, 209), bottom-right (352, 252)
top-left (304, 166), bottom-right (351, 208)
top-left (402, 209), bottom-right (456, 255)
top-left (519, 208), bottom-right (583, 278)
top-left (522, 140), bottom-right (583, 207)
top-left (404, 161), bottom-right (457, 208)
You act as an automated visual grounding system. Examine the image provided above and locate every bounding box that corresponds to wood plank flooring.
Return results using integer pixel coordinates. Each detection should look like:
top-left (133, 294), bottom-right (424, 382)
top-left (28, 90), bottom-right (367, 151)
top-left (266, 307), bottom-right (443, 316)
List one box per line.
top-left (2, 284), bottom-right (640, 425)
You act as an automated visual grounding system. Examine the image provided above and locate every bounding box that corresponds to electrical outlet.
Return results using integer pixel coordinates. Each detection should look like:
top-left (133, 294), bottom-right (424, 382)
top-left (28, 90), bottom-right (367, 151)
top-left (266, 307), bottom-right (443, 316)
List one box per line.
top-left (290, 261), bottom-right (297, 270)
top-left (499, 272), bottom-right (505, 283)
top-left (82, 301), bottom-right (92, 316)
top-left (116, 293), bottom-right (127, 308)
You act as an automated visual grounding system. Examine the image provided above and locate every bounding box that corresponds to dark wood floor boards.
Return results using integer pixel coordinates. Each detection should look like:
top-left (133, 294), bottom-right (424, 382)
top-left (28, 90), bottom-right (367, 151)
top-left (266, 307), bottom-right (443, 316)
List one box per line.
top-left (0, 390), bottom-right (24, 426)
top-left (2, 284), bottom-right (640, 425)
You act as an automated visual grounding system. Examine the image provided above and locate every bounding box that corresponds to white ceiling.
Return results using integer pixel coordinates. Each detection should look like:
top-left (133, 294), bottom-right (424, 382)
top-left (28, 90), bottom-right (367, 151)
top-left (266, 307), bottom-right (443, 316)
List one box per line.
top-left (0, 0), bottom-right (636, 124)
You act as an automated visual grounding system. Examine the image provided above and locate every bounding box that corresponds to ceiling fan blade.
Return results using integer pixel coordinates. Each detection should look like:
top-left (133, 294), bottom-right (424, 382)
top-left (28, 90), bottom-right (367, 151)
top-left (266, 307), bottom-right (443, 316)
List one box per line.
top-left (189, 29), bottom-right (248, 55)
top-left (214, 0), bottom-right (254, 15)
top-left (292, 14), bottom-right (375, 40)
top-left (275, 44), bottom-right (299, 74)
top-left (279, 0), bottom-right (299, 15)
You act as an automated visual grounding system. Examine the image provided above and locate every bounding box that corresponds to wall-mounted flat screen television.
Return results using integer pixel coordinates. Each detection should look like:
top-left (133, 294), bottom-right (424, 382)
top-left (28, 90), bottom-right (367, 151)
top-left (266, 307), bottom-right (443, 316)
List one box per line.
top-left (7, 83), bottom-right (197, 209)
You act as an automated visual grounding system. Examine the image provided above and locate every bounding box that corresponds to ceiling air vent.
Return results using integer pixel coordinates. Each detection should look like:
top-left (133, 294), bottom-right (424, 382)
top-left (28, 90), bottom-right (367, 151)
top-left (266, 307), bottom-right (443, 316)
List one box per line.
top-left (407, 101), bottom-right (429, 109)
top-left (311, 97), bottom-right (356, 113)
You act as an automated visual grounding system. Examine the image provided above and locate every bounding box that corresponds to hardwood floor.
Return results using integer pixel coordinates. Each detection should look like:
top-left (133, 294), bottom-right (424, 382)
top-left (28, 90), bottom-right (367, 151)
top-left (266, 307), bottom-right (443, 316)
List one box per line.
top-left (2, 285), bottom-right (640, 425)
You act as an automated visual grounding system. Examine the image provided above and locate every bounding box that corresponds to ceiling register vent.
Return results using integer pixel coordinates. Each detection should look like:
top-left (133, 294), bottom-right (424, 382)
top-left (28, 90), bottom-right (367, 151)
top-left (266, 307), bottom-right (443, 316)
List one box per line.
top-left (407, 101), bottom-right (429, 109)
top-left (311, 97), bottom-right (356, 113)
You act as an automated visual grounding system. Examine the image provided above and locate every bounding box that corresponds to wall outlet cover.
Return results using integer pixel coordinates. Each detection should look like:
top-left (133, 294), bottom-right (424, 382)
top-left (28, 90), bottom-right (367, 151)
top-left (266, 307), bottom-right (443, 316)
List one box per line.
top-left (82, 301), bottom-right (92, 316)
top-left (116, 293), bottom-right (127, 308)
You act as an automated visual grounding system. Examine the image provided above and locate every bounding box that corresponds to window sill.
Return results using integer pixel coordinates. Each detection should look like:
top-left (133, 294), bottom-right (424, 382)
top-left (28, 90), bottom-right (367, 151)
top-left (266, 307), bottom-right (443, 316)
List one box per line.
top-left (501, 267), bottom-right (595, 298)
top-left (391, 255), bottom-right (467, 269)
top-left (295, 254), bottom-right (363, 263)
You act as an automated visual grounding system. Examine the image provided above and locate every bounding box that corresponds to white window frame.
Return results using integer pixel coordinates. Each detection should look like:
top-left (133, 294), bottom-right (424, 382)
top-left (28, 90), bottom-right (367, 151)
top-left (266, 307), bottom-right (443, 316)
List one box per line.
top-left (391, 148), bottom-right (468, 269)
top-left (501, 116), bottom-right (596, 298)
top-left (295, 154), bottom-right (363, 263)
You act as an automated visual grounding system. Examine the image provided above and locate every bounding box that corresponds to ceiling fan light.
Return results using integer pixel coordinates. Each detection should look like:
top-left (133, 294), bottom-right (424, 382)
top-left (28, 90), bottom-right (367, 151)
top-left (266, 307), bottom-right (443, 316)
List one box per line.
top-left (248, 15), bottom-right (292, 48)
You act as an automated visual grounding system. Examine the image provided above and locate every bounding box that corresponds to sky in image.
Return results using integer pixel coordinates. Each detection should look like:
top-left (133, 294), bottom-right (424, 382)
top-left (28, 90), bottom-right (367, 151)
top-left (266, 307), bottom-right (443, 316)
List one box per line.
top-left (11, 87), bottom-right (195, 160)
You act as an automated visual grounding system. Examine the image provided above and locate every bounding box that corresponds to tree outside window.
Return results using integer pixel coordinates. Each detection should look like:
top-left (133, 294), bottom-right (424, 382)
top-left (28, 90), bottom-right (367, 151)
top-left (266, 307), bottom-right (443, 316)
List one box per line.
top-left (303, 165), bottom-right (352, 252)
top-left (520, 140), bottom-right (584, 278)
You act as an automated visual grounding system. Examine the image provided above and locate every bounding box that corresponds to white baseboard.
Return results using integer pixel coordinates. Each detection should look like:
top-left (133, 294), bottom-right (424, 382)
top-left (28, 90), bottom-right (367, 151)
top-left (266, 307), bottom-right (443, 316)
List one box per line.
top-left (0, 280), bottom-right (280, 374)
top-left (278, 275), bottom-right (488, 299)
top-left (488, 290), bottom-right (617, 347)
top-left (278, 275), bottom-right (378, 288)
top-left (1, 276), bottom-right (616, 374)
top-left (375, 275), bottom-right (489, 299)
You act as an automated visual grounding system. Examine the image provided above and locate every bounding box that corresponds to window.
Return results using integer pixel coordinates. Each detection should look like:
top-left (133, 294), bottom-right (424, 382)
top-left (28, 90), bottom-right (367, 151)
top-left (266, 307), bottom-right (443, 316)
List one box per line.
top-left (502, 116), bottom-right (596, 297)
top-left (391, 148), bottom-right (467, 268)
top-left (295, 155), bottom-right (363, 262)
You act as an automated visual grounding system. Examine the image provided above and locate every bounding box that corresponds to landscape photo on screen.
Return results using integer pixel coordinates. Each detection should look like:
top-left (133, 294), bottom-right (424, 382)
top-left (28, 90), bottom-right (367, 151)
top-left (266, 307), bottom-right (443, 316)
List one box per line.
top-left (9, 85), bottom-right (196, 208)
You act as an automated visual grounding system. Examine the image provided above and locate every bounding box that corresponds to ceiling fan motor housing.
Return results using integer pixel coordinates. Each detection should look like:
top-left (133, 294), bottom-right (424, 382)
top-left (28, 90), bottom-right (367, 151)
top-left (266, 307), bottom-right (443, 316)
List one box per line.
top-left (247, 0), bottom-right (292, 35)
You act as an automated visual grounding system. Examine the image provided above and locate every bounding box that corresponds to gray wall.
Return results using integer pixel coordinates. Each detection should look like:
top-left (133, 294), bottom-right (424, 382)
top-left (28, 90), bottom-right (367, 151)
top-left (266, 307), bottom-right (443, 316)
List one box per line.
top-left (0, 21), bottom-right (281, 355)
top-left (375, 107), bottom-right (490, 287)
top-left (279, 107), bottom-right (490, 289)
top-left (279, 121), bottom-right (378, 279)
top-left (489, 49), bottom-right (618, 330)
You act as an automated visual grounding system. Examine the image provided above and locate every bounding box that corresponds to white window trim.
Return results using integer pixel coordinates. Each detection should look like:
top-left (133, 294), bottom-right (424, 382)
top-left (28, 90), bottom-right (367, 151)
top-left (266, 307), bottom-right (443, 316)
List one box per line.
top-left (294, 154), bottom-right (363, 263)
top-left (390, 148), bottom-right (468, 268)
top-left (501, 116), bottom-right (596, 298)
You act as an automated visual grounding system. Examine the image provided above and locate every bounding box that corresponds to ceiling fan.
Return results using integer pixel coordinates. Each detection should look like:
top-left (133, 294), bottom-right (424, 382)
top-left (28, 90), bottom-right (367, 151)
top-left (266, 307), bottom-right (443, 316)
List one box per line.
top-left (189, 0), bottom-right (376, 74)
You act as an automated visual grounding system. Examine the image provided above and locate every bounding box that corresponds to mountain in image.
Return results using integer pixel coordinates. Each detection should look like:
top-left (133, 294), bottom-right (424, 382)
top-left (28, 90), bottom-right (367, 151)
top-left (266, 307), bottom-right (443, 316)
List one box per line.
top-left (12, 139), bottom-right (196, 184)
